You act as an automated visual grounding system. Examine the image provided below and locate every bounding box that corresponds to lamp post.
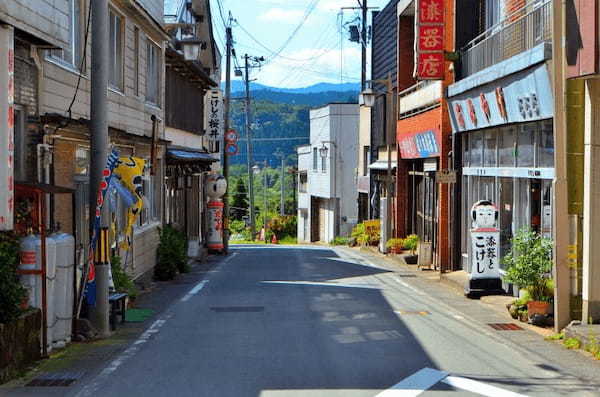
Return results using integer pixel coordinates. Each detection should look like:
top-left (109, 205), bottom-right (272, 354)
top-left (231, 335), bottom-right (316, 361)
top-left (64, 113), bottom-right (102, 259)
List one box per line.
top-left (180, 38), bottom-right (205, 61)
top-left (360, 73), bottom-right (394, 253)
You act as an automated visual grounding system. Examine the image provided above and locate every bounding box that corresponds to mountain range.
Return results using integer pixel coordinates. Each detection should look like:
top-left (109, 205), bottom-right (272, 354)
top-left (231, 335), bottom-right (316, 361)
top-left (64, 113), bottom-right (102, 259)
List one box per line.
top-left (222, 81), bottom-right (360, 95)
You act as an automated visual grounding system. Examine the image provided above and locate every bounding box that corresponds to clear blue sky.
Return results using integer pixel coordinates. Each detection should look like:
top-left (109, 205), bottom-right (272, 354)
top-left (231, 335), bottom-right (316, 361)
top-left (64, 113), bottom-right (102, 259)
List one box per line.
top-left (210, 0), bottom-right (390, 89)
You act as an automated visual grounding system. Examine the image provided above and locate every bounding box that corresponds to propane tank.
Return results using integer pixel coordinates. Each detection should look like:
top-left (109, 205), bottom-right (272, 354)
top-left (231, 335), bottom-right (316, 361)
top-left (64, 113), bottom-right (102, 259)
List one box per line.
top-left (50, 230), bottom-right (75, 346)
top-left (45, 234), bottom-right (58, 353)
top-left (19, 233), bottom-right (38, 308)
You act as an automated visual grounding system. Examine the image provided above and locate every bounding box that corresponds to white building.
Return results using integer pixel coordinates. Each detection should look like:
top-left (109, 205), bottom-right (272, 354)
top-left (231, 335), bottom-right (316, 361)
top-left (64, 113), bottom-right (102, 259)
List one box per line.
top-left (297, 103), bottom-right (359, 243)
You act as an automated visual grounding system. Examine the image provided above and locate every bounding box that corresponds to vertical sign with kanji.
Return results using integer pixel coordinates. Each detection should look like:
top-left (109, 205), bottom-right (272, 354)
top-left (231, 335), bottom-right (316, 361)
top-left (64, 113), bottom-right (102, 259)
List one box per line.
top-left (414, 0), bottom-right (445, 80)
top-left (0, 26), bottom-right (14, 230)
top-left (469, 200), bottom-right (500, 280)
top-left (204, 89), bottom-right (223, 154)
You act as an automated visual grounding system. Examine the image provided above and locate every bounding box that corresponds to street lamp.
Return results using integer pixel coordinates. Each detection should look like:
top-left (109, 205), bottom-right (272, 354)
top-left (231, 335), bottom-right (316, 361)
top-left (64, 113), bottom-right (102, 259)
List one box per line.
top-left (180, 38), bottom-right (205, 61)
top-left (319, 143), bottom-right (328, 159)
top-left (361, 73), bottom-right (394, 253)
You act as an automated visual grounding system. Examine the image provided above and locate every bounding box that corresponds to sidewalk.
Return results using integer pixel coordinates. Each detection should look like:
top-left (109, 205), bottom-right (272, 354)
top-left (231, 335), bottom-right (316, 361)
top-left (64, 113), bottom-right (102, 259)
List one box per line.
top-left (0, 256), bottom-right (223, 396)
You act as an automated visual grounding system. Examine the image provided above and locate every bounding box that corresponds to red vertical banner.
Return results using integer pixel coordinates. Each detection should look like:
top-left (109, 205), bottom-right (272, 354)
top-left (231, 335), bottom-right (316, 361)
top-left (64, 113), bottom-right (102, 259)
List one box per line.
top-left (414, 0), bottom-right (445, 80)
top-left (0, 26), bottom-right (14, 230)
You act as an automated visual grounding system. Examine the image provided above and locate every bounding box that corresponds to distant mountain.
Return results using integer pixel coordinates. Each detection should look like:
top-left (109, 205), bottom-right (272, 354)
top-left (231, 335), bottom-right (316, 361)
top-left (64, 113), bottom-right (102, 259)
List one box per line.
top-left (222, 80), bottom-right (360, 95)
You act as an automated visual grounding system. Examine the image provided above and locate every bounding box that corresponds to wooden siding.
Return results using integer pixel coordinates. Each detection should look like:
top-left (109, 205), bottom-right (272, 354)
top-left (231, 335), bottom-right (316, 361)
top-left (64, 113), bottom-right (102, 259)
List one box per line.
top-left (165, 68), bottom-right (204, 134)
top-left (371, 0), bottom-right (400, 91)
top-left (0, 0), bottom-right (70, 48)
top-left (41, 4), bottom-right (166, 139)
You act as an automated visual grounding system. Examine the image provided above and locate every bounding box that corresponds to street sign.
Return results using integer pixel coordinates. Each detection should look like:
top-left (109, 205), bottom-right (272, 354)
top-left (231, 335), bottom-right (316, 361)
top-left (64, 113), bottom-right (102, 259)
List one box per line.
top-left (225, 129), bottom-right (238, 143)
top-left (435, 169), bottom-right (456, 184)
top-left (225, 143), bottom-right (238, 156)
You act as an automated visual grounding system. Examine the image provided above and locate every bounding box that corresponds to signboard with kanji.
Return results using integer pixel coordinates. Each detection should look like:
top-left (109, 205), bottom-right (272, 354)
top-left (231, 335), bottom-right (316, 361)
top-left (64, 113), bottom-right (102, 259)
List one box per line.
top-left (414, 0), bottom-right (445, 80)
top-left (470, 200), bottom-right (500, 280)
top-left (0, 27), bottom-right (14, 230)
top-left (204, 89), bottom-right (223, 153)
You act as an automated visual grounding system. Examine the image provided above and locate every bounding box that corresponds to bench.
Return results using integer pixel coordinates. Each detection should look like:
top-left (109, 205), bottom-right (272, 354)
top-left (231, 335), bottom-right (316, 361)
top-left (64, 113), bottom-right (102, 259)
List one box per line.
top-left (109, 292), bottom-right (128, 330)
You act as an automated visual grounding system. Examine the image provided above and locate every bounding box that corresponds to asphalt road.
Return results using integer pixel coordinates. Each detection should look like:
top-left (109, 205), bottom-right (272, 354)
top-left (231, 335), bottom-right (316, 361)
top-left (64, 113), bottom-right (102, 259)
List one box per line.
top-left (54, 246), bottom-right (600, 396)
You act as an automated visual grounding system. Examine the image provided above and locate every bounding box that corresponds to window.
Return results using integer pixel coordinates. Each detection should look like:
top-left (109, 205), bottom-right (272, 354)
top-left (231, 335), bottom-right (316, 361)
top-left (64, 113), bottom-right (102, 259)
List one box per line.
top-left (313, 148), bottom-right (318, 171)
top-left (138, 160), bottom-right (161, 226)
top-left (146, 40), bottom-right (161, 105)
top-left (483, 129), bottom-right (497, 167)
top-left (470, 131), bottom-right (483, 166)
top-left (134, 27), bottom-right (140, 96)
top-left (462, 134), bottom-right (469, 167)
top-left (517, 123), bottom-right (535, 167)
top-left (109, 10), bottom-right (124, 90)
top-left (537, 119), bottom-right (554, 167)
top-left (13, 106), bottom-right (26, 181)
top-left (321, 152), bottom-right (327, 173)
top-left (363, 146), bottom-right (370, 176)
top-left (498, 126), bottom-right (516, 167)
top-left (75, 147), bottom-right (90, 176)
top-left (299, 172), bottom-right (308, 193)
top-left (49, 0), bottom-right (84, 70)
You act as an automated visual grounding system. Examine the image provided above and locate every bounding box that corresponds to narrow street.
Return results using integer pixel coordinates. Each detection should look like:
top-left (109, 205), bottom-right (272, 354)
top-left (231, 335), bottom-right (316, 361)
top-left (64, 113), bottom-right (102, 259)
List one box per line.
top-left (52, 246), bottom-right (600, 397)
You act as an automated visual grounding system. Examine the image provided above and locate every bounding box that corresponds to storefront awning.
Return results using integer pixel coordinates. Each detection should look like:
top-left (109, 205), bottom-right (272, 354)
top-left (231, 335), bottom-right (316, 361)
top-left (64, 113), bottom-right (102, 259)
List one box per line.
top-left (368, 160), bottom-right (397, 171)
top-left (167, 149), bottom-right (217, 163)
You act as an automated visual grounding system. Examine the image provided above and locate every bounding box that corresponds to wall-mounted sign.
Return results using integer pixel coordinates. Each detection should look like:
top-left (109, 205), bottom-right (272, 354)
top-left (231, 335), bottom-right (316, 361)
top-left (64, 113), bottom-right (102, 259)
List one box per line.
top-left (204, 89), bottom-right (223, 153)
top-left (414, 0), bottom-right (445, 80)
top-left (447, 64), bottom-right (553, 133)
top-left (0, 27), bottom-right (14, 230)
top-left (435, 169), bottom-right (456, 184)
top-left (398, 128), bottom-right (441, 159)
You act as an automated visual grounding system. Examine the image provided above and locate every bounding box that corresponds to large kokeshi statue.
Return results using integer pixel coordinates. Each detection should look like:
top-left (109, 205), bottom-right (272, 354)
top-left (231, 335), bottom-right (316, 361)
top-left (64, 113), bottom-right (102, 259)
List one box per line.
top-left (206, 175), bottom-right (227, 251)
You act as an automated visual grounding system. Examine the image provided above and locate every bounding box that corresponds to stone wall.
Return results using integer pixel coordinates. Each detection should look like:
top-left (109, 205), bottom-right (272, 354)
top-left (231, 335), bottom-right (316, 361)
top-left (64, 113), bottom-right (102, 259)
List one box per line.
top-left (0, 309), bottom-right (41, 384)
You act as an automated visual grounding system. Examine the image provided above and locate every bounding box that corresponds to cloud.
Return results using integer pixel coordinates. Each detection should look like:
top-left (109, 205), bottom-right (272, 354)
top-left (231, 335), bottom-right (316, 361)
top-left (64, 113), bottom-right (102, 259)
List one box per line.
top-left (258, 7), bottom-right (305, 22)
top-left (317, 0), bottom-right (364, 12)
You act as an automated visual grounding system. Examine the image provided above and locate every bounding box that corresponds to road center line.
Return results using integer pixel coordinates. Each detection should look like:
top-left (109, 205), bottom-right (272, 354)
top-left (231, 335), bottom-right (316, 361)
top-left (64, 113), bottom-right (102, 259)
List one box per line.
top-left (181, 280), bottom-right (209, 302)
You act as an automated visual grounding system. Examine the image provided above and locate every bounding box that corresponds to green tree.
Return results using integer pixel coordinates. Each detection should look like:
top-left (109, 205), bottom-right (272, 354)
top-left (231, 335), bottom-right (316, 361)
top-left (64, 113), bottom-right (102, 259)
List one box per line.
top-left (231, 177), bottom-right (249, 220)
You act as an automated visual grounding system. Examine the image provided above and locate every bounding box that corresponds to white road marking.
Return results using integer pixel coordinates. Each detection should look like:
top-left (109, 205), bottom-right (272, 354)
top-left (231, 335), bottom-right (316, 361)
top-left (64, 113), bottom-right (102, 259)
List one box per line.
top-left (377, 368), bottom-right (529, 397)
top-left (261, 280), bottom-right (381, 289)
top-left (375, 367), bottom-right (448, 396)
top-left (395, 277), bottom-right (426, 296)
top-left (442, 375), bottom-right (529, 397)
top-left (180, 280), bottom-right (209, 302)
top-left (76, 314), bottom-right (172, 397)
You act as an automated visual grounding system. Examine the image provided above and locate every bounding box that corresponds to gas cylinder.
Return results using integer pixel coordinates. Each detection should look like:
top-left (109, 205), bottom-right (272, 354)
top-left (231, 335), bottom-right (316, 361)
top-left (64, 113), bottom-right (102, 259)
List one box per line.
top-left (19, 234), bottom-right (38, 308)
top-left (50, 231), bottom-right (75, 346)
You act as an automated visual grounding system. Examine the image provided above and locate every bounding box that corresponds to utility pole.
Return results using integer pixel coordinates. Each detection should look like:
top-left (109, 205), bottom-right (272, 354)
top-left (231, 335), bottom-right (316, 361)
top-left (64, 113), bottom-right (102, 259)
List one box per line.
top-left (89, 0), bottom-right (109, 337)
top-left (275, 149), bottom-right (285, 216)
top-left (361, 0), bottom-right (367, 91)
top-left (244, 54), bottom-right (256, 238)
top-left (222, 20), bottom-right (232, 253)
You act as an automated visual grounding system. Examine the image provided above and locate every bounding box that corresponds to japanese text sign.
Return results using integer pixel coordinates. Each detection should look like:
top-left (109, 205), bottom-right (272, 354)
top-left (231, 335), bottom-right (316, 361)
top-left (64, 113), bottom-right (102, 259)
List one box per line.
top-left (470, 200), bottom-right (500, 280)
top-left (204, 89), bottom-right (223, 153)
top-left (414, 0), bottom-right (445, 80)
top-left (0, 27), bottom-right (14, 230)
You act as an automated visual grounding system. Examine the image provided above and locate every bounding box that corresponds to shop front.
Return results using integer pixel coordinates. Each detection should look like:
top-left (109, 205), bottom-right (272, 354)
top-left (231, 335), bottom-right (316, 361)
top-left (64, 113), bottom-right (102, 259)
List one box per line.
top-left (447, 57), bottom-right (555, 277)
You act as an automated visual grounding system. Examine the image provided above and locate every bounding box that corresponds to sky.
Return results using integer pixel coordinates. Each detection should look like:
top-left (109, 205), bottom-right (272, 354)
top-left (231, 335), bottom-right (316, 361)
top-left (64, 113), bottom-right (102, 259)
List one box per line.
top-left (210, 0), bottom-right (391, 89)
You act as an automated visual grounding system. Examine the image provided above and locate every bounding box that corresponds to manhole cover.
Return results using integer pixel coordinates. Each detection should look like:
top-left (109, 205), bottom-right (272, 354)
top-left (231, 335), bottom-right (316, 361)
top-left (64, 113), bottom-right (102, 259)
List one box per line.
top-left (26, 371), bottom-right (84, 387)
top-left (210, 306), bottom-right (265, 313)
top-left (488, 323), bottom-right (523, 330)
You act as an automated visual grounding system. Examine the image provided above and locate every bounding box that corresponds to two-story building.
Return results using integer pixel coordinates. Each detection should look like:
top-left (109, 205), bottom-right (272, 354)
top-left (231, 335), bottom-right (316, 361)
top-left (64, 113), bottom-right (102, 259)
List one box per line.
top-left (297, 103), bottom-right (359, 243)
top-left (163, 0), bottom-right (221, 260)
top-left (447, 0), bottom-right (554, 289)
top-left (38, 0), bottom-right (170, 283)
top-left (394, 0), bottom-right (454, 269)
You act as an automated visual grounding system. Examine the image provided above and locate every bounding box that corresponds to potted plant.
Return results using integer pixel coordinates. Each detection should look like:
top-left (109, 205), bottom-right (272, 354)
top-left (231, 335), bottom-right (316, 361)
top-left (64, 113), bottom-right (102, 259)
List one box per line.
top-left (403, 234), bottom-right (420, 264)
top-left (385, 238), bottom-right (404, 254)
top-left (502, 227), bottom-right (553, 319)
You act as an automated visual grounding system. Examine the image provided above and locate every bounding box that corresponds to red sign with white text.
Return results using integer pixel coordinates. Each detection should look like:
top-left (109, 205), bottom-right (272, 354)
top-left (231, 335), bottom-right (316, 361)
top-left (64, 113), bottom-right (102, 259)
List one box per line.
top-left (414, 0), bottom-right (445, 80)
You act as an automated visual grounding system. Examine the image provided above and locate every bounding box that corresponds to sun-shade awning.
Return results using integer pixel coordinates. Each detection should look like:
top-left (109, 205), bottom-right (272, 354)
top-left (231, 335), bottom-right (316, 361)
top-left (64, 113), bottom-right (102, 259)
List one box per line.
top-left (167, 149), bottom-right (218, 163)
top-left (368, 160), bottom-right (397, 170)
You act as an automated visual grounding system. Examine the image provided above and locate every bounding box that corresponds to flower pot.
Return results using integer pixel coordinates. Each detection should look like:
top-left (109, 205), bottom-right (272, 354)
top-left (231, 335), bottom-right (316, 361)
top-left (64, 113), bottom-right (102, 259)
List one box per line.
top-left (389, 247), bottom-right (401, 254)
top-left (527, 300), bottom-right (551, 318)
top-left (404, 254), bottom-right (418, 264)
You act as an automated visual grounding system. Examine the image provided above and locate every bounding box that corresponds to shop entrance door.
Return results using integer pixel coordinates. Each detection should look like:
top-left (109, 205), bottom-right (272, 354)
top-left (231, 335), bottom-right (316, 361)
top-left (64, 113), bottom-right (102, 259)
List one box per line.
top-left (415, 171), bottom-right (437, 266)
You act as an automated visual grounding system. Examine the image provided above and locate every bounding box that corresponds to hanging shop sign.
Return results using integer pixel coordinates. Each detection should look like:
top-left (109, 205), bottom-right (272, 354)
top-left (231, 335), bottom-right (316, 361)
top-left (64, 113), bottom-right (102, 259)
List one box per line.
top-left (414, 0), bottom-right (445, 80)
top-left (469, 200), bottom-right (500, 280)
top-left (447, 64), bottom-right (553, 133)
top-left (398, 128), bottom-right (441, 159)
top-left (0, 26), bottom-right (14, 230)
top-left (204, 89), bottom-right (223, 153)
top-left (113, 157), bottom-right (146, 249)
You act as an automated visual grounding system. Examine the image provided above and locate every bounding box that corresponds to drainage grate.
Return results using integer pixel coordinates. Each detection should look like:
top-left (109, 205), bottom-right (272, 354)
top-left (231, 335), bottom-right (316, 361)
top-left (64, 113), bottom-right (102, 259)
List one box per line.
top-left (487, 323), bottom-right (523, 331)
top-left (394, 310), bottom-right (430, 315)
top-left (397, 274), bottom-right (417, 278)
top-left (26, 371), bottom-right (84, 387)
top-left (210, 306), bottom-right (265, 313)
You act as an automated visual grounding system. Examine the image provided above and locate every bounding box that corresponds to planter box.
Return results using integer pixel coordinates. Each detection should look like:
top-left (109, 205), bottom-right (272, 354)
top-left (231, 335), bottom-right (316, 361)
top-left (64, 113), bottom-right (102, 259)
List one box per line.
top-left (0, 309), bottom-right (41, 384)
top-left (527, 301), bottom-right (551, 318)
